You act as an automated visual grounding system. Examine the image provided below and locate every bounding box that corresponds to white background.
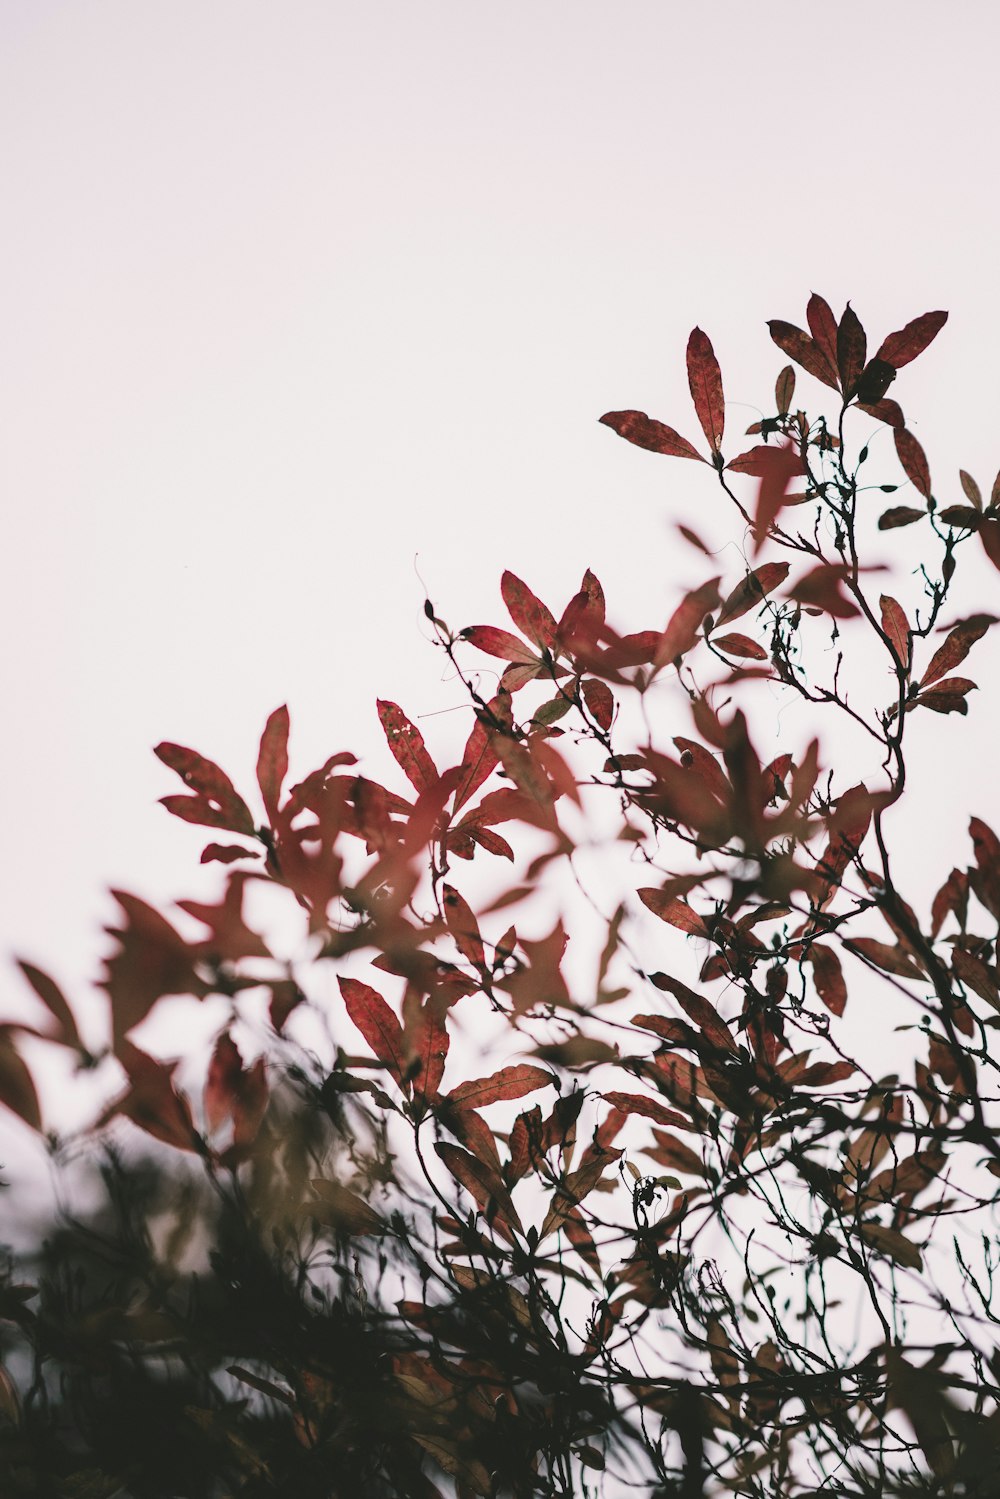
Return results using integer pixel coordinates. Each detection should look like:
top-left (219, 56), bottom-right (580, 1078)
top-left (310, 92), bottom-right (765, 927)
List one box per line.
top-left (2, 1), bottom-right (1000, 1179)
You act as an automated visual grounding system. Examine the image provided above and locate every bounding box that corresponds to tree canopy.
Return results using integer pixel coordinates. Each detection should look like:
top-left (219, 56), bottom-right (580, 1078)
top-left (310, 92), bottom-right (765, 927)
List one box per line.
top-left (4, 294), bottom-right (1000, 1498)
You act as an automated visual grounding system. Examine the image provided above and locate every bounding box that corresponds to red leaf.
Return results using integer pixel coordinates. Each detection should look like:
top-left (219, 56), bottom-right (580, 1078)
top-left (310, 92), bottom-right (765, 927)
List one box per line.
top-left (969, 818), bottom-right (1000, 921)
top-left (714, 633), bottom-right (767, 661)
top-left (894, 428), bottom-right (932, 499)
top-left (447, 1064), bottom-right (551, 1110)
top-left (767, 320), bottom-right (840, 391)
top-left (952, 948), bottom-right (1000, 1007)
top-left (654, 975), bottom-right (737, 1054)
top-left (177, 874), bottom-right (271, 963)
top-left (796, 1060), bottom-right (857, 1088)
top-left (434, 1142), bottom-right (523, 1234)
top-left (636, 750), bottom-right (732, 844)
top-left (879, 595), bottom-right (911, 670)
top-left (982, 517), bottom-right (1000, 574)
top-left (673, 738), bottom-right (732, 802)
top-left (231, 1056), bottom-right (268, 1149)
top-left (598, 411), bottom-right (704, 461)
top-left (806, 294), bottom-right (840, 383)
top-left (442, 883), bottom-right (486, 970)
top-left (686, 327), bottom-right (725, 454)
top-left (102, 892), bottom-right (205, 1053)
top-left (460, 626), bottom-right (539, 666)
top-left (920, 617), bottom-right (992, 687)
top-left (816, 783), bottom-right (873, 900)
top-left (931, 868), bottom-right (968, 938)
top-left (836, 303), bottom-right (867, 396)
top-left (851, 938), bottom-right (924, 980)
top-left (582, 677), bottom-right (614, 730)
top-left (501, 571), bottom-right (557, 652)
top-left (638, 889), bottom-right (708, 937)
top-left (788, 564), bottom-right (860, 619)
top-left (910, 677), bottom-right (976, 715)
top-left (377, 700), bottom-right (438, 795)
top-left (655, 578), bottom-right (721, 668)
top-left (960, 470), bottom-right (983, 509)
top-left (716, 562), bottom-right (790, 625)
top-left (774, 365), bottom-right (795, 415)
top-left (339, 977), bottom-right (406, 1084)
top-left (749, 443), bottom-right (808, 554)
top-left (154, 743), bottom-right (254, 836)
top-left (878, 505), bottom-right (924, 530)
top-left (726, 445), bottom-right (802, 478)
top-left (807, 944), bottom-right (847, 1016)
top-left (17, 961), bottom-right (82, 1051)
top-left (204, 1032), bottom-right (243, 1134)
top-left (0, 1032), bottom-right (42, 1132)
top-left (875, 310), bottom-right (948, 369)
top-left (200, 843), bottom-right (259, 865)
top-left (102, 1042), bottom-right (200, 1153)
top-left (600, 1091), bottom-right (690, 1130)
top-left (858, 397), bottom-right (905, 428)
top-left (256, 705), bottom-right (289, 824)
top-left (452, 696), bottom-right (507, 813)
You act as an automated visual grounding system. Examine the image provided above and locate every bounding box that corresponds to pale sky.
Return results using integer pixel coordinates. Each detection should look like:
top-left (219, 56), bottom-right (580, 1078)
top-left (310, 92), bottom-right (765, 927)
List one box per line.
top-left (3, 1), bottom-right (1000, 1165)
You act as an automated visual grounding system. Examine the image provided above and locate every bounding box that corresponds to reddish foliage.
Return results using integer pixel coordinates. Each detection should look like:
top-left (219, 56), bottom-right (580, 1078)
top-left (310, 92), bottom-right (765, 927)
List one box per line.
top-left (7, 291), bottom-right (1000, 1499)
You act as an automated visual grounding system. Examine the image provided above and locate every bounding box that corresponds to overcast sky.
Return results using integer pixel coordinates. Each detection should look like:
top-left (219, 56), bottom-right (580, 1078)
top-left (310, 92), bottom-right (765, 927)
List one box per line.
top-left (3, 2), bottom-right (999, 1167)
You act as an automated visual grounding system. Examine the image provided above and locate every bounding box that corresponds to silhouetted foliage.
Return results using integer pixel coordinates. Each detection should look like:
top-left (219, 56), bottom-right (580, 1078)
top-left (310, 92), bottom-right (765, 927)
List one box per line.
top-left (5, 295), bottom-right (1000, 1496)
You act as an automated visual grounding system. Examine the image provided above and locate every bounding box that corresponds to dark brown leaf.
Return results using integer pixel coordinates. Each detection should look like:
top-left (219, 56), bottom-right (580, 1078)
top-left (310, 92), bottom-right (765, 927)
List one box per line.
top-left (836, 303), bottom-right (867, 396)
top-left (878, 505), bottom-right (924, 530)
